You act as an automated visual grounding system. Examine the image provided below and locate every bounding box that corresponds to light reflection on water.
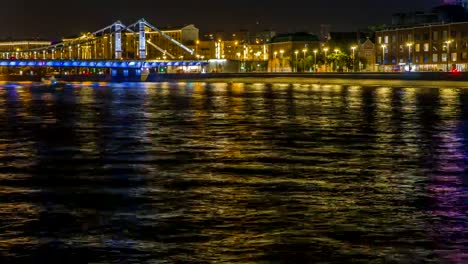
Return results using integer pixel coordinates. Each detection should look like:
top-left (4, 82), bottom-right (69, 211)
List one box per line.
top-left (0, 82), bottom-right (467, 263)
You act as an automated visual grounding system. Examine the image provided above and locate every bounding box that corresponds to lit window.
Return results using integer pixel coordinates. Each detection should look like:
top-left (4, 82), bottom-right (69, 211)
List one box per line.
top-left (433, 54), bottom-right (438, 62)
top-left (451, 52), bottom-right (457, 62)
top-left (415, 44), bottom-right (420, 52)
top-left (423, 43), bottom-right (429, 52)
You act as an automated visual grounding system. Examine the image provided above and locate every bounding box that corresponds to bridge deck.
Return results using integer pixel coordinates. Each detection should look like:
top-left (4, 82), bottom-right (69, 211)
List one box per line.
top-left (0, 60), bottom-right (207, 69)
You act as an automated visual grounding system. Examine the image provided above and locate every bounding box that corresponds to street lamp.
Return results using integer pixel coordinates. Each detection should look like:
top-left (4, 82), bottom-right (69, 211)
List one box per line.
top-left (273, 51), bottom-right (278, 72)
top-left (406, 43), bottom-right (413, 72)
top-left (381, 44), bottom-right (386, 72)
top-left (294, 50), bottom-right (299, 72)
top-left (279, 49), bottom-right (284, 72)
top-left (334, 48), bottom-right (339, 54)
top-left (323, 47), bottom-right (329, 72)
top-left (313, 49), bottom-right (318, 72)
top-left (302, 48), bottom-right (307, 72)
top-left (351, 46), bottom-right (357, 72)
top-left (445, 39), bottom-right (453, 72)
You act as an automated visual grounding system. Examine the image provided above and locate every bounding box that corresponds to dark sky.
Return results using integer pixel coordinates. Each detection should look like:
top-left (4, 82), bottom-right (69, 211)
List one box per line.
top-left (1, 0), bottom-right (442, 39)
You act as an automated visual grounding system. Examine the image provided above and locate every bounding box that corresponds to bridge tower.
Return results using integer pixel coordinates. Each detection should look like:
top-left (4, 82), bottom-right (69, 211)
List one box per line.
top-left (139, 19), bottom-right (147, 59)
top-left (115, 21), bottom-right (123, 59)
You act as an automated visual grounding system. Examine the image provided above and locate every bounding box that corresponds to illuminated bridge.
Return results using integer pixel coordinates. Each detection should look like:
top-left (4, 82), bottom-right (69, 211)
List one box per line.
top-left (0, 18), bottom-right (197, 61)
top-left (0, 18), bottom-right (208, 80)
top-left (0, 59), bottom-right (206, 69)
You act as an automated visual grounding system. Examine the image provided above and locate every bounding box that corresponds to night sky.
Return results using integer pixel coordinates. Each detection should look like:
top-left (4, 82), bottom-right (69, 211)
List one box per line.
top-left (2, 0), bottom-right (442, 39)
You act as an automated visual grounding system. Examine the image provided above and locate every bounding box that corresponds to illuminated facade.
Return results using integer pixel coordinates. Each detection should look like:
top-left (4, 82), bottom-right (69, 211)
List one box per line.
top-left (0, 40), bottom-right (51, 58)
top-left (358, 39), bottom-right (376, 71)
top-left (267, 33), bottom-right (320, 72)
top-left (376, 22), bottom-right (468, 71)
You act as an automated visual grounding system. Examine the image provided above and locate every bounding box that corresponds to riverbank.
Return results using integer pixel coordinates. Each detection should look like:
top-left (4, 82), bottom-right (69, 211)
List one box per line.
top-left (148, 72), bottom-right (468, 88)
top-left (2, 72), bottom-right (468, 87)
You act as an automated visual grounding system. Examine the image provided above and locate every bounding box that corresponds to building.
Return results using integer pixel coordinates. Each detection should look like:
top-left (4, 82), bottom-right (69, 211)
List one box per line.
top-left (375, 21), bottom-right (468, 71)
top-left (358, 38), bottom-right (376, 71)
top-left (0, 40), bottom-right (51, 59)
top-left (392, 4), bottom-right (468, 26)
top-left (444, 0), bottom-right (468, 9)
top-left (59, 24), bottom-right (200, 60)
top-left (268, 32), bottom-right (320, 72)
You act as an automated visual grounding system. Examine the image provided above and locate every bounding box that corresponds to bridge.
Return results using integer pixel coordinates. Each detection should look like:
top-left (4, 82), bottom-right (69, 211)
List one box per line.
top-left (1, 18), bottom-right (197, 61)
top-left (0, 60), bottom-right (205, 69)
top-left (0, 18), bottom-right (208, 80)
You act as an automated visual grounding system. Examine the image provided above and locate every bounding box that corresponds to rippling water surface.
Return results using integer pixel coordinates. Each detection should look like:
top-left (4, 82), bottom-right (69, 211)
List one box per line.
top-left (0, 82), bottom-right (467, 263)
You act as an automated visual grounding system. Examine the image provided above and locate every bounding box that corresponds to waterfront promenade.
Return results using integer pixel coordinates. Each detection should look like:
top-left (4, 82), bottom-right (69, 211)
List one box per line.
top-left (147, 72), bottom-right (468, 87)
top-left (2, 72), bottom-right (468, 87)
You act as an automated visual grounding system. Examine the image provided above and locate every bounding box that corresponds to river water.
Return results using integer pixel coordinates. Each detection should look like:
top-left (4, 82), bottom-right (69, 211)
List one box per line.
top-left (0, 82), bottom-right (466, 263)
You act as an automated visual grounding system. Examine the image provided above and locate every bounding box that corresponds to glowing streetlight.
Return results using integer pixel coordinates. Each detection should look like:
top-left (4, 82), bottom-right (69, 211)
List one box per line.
top-left (294, 50), bottom-right (299, 72)
top-left (445, 39), bottom-right (453, 72)
top-left (313, 49), bottom-right (318, 72)
top-left (302, 48), bottom-right (307, 72)
top-left (273, 51), bottom-right (278, 72)
top-left (381, 44), bottom-right (386, 71)
top-left (334, 48), bottom-right (339, 54)
top-left (279, 49), bottom-right (284, 72)
top-left (323, 47), bottom-right (329, 72)
top-left (406, 43), bottom-right (413, 72)
top-left (351, 46), bottom-right (357, 72)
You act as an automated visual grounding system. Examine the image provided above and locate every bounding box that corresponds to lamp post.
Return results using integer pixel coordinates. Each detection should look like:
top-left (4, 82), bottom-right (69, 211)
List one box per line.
top-left (313, 49), bottom-right (318, 72)
top-left (445, 39), bottom-right (453, 72)
top-left (294, 50), bottom-right (299, 72)
top-left (280, 49), bottom-right (284, 72)
top-left (323, 48), bottom-right (329, 72)
top-left (302, 48), bottom-right (307, 72)
top-left (273, 51), bottom-right (278, 72)
top-left (381, 44), bottom-right (386, 72)
top-left (351, 46), bottom-right (356, 72)
top-left (406, 43), bottom-right (413, 72)
top-left (333, 49), bottom-right (340, 72)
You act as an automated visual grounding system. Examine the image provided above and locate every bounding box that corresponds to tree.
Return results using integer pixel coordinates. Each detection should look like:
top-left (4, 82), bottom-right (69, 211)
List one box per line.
top-left (327, 52), bottom-right (351, 72)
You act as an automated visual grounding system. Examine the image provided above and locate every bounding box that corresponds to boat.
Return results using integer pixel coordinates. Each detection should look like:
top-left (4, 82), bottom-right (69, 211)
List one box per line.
top-left (41, 75), bottom-right (59, 86)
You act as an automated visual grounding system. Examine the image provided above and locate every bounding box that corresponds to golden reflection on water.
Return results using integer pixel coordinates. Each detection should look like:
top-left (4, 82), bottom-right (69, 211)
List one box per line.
top-left (0, 83), bottom-right (466, 263)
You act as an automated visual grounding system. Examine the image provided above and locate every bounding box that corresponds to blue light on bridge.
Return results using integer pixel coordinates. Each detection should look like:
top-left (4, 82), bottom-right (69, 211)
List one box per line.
top-left (0, 59), bottom-right (208, 69)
